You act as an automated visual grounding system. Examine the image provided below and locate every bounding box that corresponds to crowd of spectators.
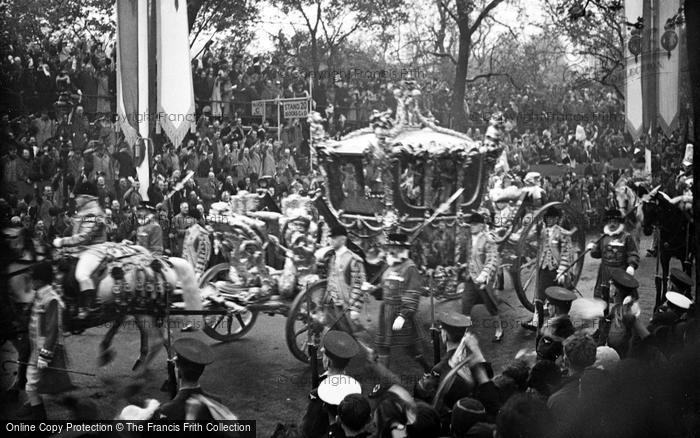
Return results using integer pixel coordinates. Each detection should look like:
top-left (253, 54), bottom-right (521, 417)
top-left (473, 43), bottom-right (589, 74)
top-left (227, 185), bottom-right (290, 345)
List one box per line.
top-left (1, 34), bottom-right (698, 438)
top-left (285, 304), bottom-right (699, 438)
top-left (0, 34), bottom-right (691, 251)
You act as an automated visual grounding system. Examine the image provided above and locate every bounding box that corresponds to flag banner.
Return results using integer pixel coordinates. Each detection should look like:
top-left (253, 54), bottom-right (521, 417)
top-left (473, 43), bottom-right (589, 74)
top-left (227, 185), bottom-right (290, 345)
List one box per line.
top-left (157, 0), bottom-right (196, 148)
top-left (116, 0), bottom-right (140, 146)
top-left (135, 0), bottom-right (151, 201)
top-left (625, 0), bottom-right (644, 140)
top-left (282, 98), bottom-right (310, 118)
top-left (656, 0), bottom-right (681, 135)
top-left (640, 0), bottom-right (656, 137)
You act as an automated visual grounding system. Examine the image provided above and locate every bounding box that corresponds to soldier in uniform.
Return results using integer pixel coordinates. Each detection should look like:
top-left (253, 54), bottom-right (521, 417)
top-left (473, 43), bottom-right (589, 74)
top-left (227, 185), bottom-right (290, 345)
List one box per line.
top-left (537, 286), bottom-right (576, 350)
top-left (643, 291), bottom-right (694, 359)
top-left (171, 201), bottom-right (196, 256)
top-left (16, 261), bottom-right (69, 420)
top-left (588, 209), bottom-right (639, 304)
top-left (136, 203), bottom-right (164, 255)
top-left (416, 312), bottom-right (473, 431)
top-left (522, 206), bottom-right (574, 331)
top-left (535, 287), bottom-right (577, 362)
top-left (669, 268), bottom-right (693, 299)
top-left (51, 180), bottom-right (107, 319)
top-left (461, 213), bottom-right (503, 342)
top-left (373, 232), bottom-right (430, 371)
top-left (597, 269), bottom-right (639, 358)
top-left (300, 330), bottom-right (362, 438)
top-left (152, 337), bottom-right (235, 420)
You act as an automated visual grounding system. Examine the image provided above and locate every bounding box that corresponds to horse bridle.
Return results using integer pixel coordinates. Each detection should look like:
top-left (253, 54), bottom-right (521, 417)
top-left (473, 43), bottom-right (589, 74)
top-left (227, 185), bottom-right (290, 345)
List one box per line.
top-left (643, 194), bottom-right (688, 253)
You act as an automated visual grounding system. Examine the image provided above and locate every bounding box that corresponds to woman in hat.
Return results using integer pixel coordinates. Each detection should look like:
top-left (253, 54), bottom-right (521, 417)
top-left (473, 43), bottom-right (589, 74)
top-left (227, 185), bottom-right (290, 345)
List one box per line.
top-left (374, 232), bottom-right (430, 371)
top-left (588, 209), bottom-right (639, 303)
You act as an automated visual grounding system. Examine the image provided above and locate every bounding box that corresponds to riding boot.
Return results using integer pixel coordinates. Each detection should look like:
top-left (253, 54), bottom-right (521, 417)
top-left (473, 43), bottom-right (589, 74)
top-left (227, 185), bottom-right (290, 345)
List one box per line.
top-left (78, 289), bottom-right (97, 319)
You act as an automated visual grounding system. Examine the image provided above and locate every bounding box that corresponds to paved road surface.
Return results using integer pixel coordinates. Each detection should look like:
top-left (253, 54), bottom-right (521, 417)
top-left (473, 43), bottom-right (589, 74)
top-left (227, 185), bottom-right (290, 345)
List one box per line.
top-left (1, 235), bottom-right (675, 436)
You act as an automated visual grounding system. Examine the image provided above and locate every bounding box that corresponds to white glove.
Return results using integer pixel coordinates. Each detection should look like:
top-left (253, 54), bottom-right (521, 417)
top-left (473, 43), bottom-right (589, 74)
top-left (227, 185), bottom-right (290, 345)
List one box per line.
top-left (556, 273), bottom-right (567, 285)
top-left (626, 266), bottom-right (635, 276)
top-left (475, 273), bottom-right (487, 285)
top-left (37, 357), bottom-right (49, 369)
top-left (392, 316), bottom-right (405, 331)
top-left (586, 242), bottom-right (596, 251)
top-left (52, 238), bottom-right (63, 248)
top-left (349, 310), bottom-right (361, 322)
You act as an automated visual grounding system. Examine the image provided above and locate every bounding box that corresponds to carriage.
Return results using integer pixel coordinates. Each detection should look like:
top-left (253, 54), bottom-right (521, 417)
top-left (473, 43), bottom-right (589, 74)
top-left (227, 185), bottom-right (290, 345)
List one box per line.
top-left (190, 83), bottom-right (586, 363)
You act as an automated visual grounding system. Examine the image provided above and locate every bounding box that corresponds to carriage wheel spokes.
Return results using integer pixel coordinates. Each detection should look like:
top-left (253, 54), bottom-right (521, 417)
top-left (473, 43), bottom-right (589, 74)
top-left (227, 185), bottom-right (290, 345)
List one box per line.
top-left (210, 315), bottom-right (225, 330)
top-left (199, 263), bottom-right (259, 342)
top-left (226, 315), bottom-right (233, 335)
top-left (285, 281), bottom-right (329, 363)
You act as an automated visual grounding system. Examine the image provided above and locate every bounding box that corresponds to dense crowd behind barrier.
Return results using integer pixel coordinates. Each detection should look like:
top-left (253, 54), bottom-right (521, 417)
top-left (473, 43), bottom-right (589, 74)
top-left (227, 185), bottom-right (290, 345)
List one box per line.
top-left (0, 38), bottom-right (691, 242)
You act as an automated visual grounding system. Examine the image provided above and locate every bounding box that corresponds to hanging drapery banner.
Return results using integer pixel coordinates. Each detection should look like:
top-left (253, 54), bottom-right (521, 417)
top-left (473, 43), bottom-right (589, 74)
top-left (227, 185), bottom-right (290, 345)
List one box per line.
top-left (656, 0), bottom-right (681, 135)
top-left (115, 0), bottom-right (140, 147)
top-left (157, 0), bottom-right (196, 149)
top-left (282, 98), bottom-right (310, 119)
top-left (624, 0), bottom-right (644, 140)
top-left (135, 0), bottom-right (150, 201)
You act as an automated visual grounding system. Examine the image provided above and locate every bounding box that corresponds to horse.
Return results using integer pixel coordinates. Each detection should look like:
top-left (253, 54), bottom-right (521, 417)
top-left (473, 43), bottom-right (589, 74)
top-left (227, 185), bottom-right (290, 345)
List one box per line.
top-left (614, 182), bottom-right (645, 249)
top-left (5, 235), bottom-right (204, 377)
top-left (641, 190), bottom-right (694, 307)
top-left (57, 242), bottom-right (203, 372)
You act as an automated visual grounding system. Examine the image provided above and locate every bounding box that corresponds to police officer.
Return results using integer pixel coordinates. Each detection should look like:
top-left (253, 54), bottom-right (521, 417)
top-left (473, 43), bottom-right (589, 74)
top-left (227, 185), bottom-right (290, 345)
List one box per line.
top-left (152, 338), bottom-right (235, 420)
top-left (535, 287), bottom-right (576, 363)
top-left (589, 209), bottom-right (639, 304)
top-left (597, 269), bottom-right (639, 357)
top-left (645, 291), bottom-right (694, 358)
top-left (136, 203), bottom-right (164, 255)
top-left (416, 312), bottom-right (473, 430)
top-left (301, 330), bottom-right (362, 438)
top-left (669, 268), bottom-right (693, 299)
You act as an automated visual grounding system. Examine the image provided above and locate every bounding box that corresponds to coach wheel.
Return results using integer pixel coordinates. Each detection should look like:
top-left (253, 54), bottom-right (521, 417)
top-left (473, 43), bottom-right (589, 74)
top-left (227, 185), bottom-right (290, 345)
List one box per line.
top-left (512, 202), bottom-right (586, 312)
top-left (285, 280), bottom-right (330, 363)
top-left (198, 263), bottom-right (258, 342)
